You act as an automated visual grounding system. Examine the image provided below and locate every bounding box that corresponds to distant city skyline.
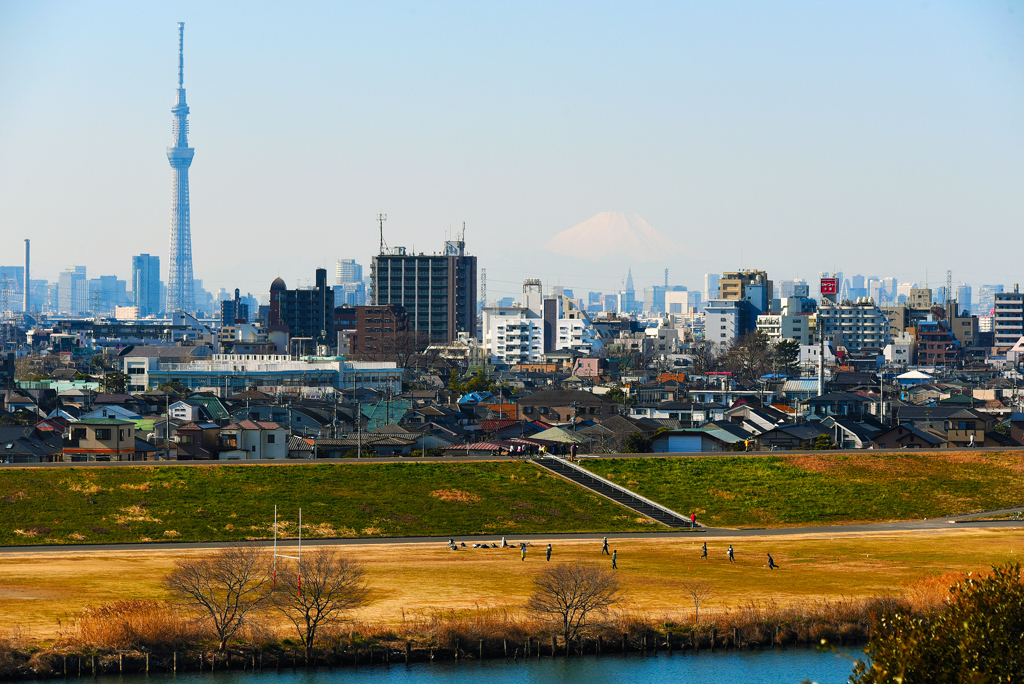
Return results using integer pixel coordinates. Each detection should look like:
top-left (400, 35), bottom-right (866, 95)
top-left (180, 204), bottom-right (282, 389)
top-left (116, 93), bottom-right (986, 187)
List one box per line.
top-left (1, 2), bottom-right (1021, 299)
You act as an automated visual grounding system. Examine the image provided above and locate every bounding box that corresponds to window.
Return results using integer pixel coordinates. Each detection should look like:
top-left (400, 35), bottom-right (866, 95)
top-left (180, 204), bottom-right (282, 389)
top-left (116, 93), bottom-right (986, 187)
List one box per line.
top-left (95, 428), bottom-right (112, 440)
top-left (72, 428), bottom-right (86, 440)
top-left (267, 434), bottom-right (276, 444)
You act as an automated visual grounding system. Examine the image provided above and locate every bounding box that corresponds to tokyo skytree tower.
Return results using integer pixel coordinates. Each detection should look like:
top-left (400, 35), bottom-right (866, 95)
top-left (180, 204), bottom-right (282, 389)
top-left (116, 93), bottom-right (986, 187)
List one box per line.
top-left (166, 22), bottom-right (195, 314)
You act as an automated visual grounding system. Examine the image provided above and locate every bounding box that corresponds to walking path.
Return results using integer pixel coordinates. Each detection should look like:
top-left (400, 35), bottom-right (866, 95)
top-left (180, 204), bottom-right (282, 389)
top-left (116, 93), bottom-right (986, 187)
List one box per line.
top-left (2, 507), bottom-right (1021, 555)
top-left (531, 456), bottom-right (695, 528)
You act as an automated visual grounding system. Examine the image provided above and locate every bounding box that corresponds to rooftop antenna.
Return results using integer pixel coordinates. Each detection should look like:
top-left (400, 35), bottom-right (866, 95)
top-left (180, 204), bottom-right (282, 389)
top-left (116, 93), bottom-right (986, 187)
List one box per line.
top-left (377, 213), bottom-right (388, 255)
top-left (177, 22), bottom-right (184, 88)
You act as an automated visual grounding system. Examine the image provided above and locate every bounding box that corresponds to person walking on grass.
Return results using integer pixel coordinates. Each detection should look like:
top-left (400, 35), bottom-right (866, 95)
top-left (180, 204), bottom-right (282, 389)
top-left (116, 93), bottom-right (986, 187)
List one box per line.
top-left (521, 545), bottom-right (526, 562)
top-left (612, 549), bottom-right (618, 569)
top-left (727, 545), bottom-right (735, 562)
top-left (700, 542), bottom-right (708, 560)
top-left (602, 537), bottom-right (610, 555)
top-left (546, 543), bottom-right (552, 561)
top-left (767, 553), bottom-right (778, 570)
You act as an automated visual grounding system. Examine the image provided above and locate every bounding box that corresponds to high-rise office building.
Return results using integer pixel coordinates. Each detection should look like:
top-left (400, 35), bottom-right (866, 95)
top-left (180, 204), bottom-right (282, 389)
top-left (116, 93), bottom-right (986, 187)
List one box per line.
top-left (336, 259), bottom-right (363, 286)
top-left (643, 286), bottom-right (668, 313)
top-left (221, 288), bottom-right (250, 325)
top-left (88, 276), bottom-right (127, 314)
top-left (333, 282), bottom-right (366, 306)
top-left (848, 274), bottom-right (867, 301)
top-left (957, 284), bottom-right (973, 314)
top-left (704, 273), bottom-right (720, 303)
top-left (977, 284), bottom-right (1004, 316)
top-left (0, 266), bottom-right (25, 312)
top-left (166, 22), bottom-right (195, 314)
top-left (777, 279), bottom-right (807, 299)
top-left (58, 266), bottom-right (87, 315)
top-left (371, 239), bottom-right (477, 342)
top-left (132, 254), bottom-right (161, 317)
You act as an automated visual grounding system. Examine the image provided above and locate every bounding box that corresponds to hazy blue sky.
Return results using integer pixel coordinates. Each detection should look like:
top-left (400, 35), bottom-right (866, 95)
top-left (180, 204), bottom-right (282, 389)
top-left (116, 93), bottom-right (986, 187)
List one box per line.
top-left (1, 1), bottom-right (1022, 300)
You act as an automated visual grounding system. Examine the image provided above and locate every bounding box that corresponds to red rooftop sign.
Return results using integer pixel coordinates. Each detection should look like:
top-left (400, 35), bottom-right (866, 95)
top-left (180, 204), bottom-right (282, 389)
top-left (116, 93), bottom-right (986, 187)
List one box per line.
top-left (820, 278), bottom-right (838, 295)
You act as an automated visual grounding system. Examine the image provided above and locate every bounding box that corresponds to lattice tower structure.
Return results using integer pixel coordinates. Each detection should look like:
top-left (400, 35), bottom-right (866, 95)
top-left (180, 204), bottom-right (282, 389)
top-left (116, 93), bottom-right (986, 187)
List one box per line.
top-left (166, 22), bottom-right (195, 314)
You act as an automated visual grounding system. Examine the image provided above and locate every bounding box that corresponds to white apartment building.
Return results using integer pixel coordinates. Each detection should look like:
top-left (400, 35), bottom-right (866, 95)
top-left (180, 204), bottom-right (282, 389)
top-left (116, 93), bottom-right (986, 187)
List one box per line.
top-left (703, 299), bottom-right (744, 343)
top-left (482, 291), bottom-right (603, 365)
top-left (994, 286), bottom-right (1024, 349)
top-left (816, 298), bottom-right (890, 350)
top-left (756, 312), bottom-right (814, 345)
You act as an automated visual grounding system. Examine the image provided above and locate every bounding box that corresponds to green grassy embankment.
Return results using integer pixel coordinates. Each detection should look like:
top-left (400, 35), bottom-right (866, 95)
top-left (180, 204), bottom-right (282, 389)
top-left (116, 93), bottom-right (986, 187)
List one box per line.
top-left (0, 461), bottom-right (656, 546)
top-left (584, 451), bottom-right (1024, 528)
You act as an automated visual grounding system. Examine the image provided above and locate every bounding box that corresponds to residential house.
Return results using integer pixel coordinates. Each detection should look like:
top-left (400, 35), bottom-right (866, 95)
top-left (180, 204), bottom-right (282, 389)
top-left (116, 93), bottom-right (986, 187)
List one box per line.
top-left (943, 409), bottom-right (995, 447)
top-left (78, 405), bottom-right (142, 422)
top-left (514, 390), bottom-right (617, 423)
top-left (0, 426), bottom-right (64, 463)
top-left (218, 420), bottom-right (288, 459)
top-left (872, 425), bottom-right (946, 449)
top-left (822, 417), bottom-right (882, 449)
top-left (650, 427), bottom-right (741, 452)
top-left (755, 423), bottom-right (833, 450)
top-left (174, 422), bottom-right (222, 460)
top-left (63, 417), bottom-right (136, 461)
top-left (802, 393), bottom-right (874, 420)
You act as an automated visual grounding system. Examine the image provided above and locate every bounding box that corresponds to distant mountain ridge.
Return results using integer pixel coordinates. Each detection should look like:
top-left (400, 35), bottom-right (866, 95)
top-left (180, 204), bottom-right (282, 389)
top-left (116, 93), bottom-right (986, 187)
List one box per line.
top-left (544, 211), bottom-right (682, 262)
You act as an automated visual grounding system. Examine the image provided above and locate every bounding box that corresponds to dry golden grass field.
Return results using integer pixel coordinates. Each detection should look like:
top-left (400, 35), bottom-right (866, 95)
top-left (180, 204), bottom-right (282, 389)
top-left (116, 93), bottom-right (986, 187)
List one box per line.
top-left (1, 526), bottom-right (1021, 642)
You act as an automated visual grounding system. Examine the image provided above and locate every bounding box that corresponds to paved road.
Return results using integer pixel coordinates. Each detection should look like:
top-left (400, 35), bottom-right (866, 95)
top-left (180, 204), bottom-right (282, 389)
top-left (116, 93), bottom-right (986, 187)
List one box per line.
top-left (2, 445), bottom-right (1020, 468)
top-left (2, 508), bottom-right (1021, 555)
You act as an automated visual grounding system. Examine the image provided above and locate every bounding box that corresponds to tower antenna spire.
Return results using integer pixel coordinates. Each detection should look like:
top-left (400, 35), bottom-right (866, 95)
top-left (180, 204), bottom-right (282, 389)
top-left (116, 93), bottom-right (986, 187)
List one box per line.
top-left (377, 213), bottom-right (388, 255)
top-left (167, 21), bottom-right (195, 314)
top-left (178, 22), bottom-right (185, 87)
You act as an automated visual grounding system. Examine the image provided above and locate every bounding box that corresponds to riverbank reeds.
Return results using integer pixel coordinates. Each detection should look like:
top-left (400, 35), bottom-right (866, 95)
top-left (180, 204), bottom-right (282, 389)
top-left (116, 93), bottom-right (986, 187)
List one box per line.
top-left (0, 568), bottom-right (975, 680)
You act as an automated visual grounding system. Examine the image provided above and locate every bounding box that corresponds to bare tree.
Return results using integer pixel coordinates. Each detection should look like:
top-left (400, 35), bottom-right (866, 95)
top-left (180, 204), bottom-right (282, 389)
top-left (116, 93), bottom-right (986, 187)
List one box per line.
top-left (528, 562), bottom-right (620, 651)
top-left (273, 548), bottom-right (370, 663)
top-left (353, 331), bottom-right (430, 368)
top-left (723, 331), bottom-right (772, 387)
top-left (690, 340), bottom-right (723, 377)
top-left (683, 580), bottom-right (713, 624)
top-left (163, 544), bottom-right (272, 651)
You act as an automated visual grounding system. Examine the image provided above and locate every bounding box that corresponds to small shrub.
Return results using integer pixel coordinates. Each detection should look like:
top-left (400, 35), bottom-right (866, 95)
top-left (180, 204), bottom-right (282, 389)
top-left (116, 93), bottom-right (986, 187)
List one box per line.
top-left (67, 600), bottom-right (211, 649)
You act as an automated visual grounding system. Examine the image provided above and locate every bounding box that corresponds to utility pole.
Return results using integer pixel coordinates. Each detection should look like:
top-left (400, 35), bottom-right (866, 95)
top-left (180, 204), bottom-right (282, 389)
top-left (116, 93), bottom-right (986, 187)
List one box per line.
top-left (817, 332), bottom-right (825, 398)
top-left (165, 393), bottom-right (170, 460)
top-left (879, 364), bottom-right (885, 426)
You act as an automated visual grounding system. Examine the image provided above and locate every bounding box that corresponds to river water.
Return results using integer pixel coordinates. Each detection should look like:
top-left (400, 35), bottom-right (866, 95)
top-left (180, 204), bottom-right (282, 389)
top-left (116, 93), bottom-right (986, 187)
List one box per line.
top-left (92, 648), bottom-right (864, 684)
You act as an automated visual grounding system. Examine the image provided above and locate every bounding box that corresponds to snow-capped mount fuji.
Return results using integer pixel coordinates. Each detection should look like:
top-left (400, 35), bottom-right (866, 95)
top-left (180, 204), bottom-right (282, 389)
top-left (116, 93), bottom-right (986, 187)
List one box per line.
top-left (543, 211), bottom-right (682, 262)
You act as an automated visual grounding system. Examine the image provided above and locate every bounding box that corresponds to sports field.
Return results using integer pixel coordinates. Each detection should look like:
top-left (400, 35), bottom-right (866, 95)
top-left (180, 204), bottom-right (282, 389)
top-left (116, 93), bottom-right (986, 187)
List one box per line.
top-left (2, 527), bottom-right (1020, 641)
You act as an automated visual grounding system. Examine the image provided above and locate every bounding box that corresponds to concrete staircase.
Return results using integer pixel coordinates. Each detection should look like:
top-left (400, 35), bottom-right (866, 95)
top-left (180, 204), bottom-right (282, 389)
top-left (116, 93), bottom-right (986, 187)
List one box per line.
top-left (531, 457), bottom-right (695, 528)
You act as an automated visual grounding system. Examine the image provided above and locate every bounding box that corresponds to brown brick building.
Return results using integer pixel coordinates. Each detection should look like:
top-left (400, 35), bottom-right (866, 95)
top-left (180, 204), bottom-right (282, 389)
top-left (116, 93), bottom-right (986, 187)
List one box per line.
top-left (349, 305), bottom-right (410, 355)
